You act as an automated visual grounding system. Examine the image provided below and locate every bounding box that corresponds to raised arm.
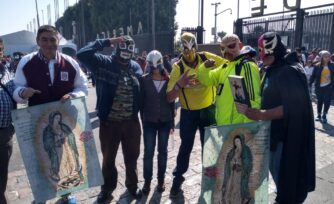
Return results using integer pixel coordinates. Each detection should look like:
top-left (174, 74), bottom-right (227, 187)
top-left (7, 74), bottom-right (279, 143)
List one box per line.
top-left (76, 37), bottom-right (124, 73)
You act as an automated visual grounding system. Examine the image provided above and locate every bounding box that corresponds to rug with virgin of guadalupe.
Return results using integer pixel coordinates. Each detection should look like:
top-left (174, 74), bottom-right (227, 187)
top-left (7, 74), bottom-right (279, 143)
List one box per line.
top-left (198, 121), bottom-right (271, 204)
top-left (11, 97), bottom-right (103, 203)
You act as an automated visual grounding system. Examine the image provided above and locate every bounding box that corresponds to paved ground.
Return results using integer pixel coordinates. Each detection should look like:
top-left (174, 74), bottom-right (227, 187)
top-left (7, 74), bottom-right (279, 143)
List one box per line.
top-left (5, 85), bottom-right (334, 204)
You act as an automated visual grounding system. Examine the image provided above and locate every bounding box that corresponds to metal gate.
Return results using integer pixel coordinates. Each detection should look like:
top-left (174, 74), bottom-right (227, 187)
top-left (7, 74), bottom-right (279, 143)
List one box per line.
top-left (235, 4), bottom-right (334, 52)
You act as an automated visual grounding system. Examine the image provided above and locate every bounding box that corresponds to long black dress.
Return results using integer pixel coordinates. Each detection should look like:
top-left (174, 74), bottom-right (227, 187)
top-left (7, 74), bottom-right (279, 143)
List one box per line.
top-left (261, 52), bottom-right (316, 203)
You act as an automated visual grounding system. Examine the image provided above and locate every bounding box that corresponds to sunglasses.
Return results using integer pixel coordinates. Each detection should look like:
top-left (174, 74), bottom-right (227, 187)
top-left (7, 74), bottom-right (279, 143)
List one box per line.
top-left (221, 43), bottom-right (237, 51)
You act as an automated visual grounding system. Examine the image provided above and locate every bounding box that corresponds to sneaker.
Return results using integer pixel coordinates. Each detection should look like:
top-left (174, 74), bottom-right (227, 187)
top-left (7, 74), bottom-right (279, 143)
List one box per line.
top-left (315, 115), bottom-right (321, 121)
top-left (322, 115), bottom-right (327, 124)
top-left (142, 180), bottom-right (151, 195)
top-left (129, 187), bottom-right (142, 199)
top-left (157, 179), bottom-right (165, 193)
top-left (96, 190), bottom-right (113, 204)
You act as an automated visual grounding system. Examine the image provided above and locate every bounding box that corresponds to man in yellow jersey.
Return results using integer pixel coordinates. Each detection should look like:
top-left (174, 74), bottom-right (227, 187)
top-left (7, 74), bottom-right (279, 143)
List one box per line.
top-left (197, 33), bottom-right (261, 126)
top-left (167, 32), bottom-right (226, 197)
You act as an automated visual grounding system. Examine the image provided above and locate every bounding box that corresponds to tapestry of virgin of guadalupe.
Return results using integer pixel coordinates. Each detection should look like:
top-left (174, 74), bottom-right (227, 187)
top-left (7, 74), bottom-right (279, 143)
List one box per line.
top-left (11, 97), bottom-right (103, 203)
top-left (198, 121), bottom-right (271, 204)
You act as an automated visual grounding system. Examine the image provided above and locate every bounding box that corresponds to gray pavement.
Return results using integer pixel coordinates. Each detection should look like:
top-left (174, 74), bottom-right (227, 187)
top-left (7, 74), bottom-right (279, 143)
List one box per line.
top-left (5, 85), bottom-right (334, 204)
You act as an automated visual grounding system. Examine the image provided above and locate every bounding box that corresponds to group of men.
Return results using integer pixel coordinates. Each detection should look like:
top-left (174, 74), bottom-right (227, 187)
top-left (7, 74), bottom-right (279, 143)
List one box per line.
top-left (0, 24), bottom-right (315, 204)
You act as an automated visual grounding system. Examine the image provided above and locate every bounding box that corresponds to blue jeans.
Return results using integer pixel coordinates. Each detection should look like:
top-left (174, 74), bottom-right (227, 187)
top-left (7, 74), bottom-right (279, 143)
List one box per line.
top-left (173, 105), bottom-right (216, 182)
top-left (143, 121), bottom-right (172, 181)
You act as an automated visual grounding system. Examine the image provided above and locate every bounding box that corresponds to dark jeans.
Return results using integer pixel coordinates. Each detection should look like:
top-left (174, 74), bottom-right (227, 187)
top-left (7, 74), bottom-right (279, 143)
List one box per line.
top-left (99, 118), bottom-right (141, 193)
top-left (172, 105), bottom-right (216, 182)
top-left (270, 142), bottom-right (283, 188)
top-left (316, 85), bottom-right (332, 115)
top-left (271, 142), bottom-right (307, 204)
top-left (143, 121), bottom-right (172, 181)
top-left (0, 125), bottom-right (14, 204)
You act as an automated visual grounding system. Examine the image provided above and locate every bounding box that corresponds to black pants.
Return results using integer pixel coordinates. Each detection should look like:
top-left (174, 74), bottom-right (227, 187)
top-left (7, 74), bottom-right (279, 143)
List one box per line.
top-left (0, 125), bottom-right (14, 204)
top-left (172, 105), bottom-right (216, 183)
top-left (99, 118), bottom-right (141, 193)
top-left (316, 85), bottom-right (333, 115)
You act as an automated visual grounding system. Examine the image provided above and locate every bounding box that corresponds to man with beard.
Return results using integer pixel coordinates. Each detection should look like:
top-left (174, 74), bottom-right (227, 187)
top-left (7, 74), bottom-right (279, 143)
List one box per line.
top-left (237, 32), bottom-right (316, 204)
top-left (197, 34), bottom-right (261, 126)
top-left (77, 35), bottom-right (143, 203)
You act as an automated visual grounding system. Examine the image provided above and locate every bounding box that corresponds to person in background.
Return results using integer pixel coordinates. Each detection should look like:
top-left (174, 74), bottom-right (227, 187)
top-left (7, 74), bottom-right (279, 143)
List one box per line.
top-left (140, 50), bottom-right (175, 196)
top-left (0, 39), bottom-right (16, 204)
top-left (295, 47), bottom-right (306, 66)
top-left (13, 25), bottom-right (88, 204)
top-left (309, 50), bottom-right (334, 123)
top-left (304, 59), bottom-right (315, 95)
top-left (301, 46), bottom-right (309, 61)
top-left (163, 54), bottom-right (172, 73)
top-left (136, 56), bottom-right (146, 73)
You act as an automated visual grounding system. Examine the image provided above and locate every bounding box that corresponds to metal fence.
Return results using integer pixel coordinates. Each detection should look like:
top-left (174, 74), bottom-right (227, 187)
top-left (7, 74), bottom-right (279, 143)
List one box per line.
top-left (235, 4), bottom-right (334, 52)
top-left (132, 31), bottom-right (174, 55)
top-left (303, 8), bottom-right (334, 51)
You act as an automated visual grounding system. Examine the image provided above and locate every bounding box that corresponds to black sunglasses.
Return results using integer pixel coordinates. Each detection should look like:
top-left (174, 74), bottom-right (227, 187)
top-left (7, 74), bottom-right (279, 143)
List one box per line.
top-left (227, 43), bottom-right (237, 49)
top-left (221, 43), bottom-right (237, 51)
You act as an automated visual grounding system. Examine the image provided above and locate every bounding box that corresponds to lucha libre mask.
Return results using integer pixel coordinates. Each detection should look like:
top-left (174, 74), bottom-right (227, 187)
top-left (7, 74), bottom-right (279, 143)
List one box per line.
top-left (181, 32), bottom-right (197, 63)
top-left (116, 35), bottom-right (135, 61)
top-left (145, 50), bottom-right (164, 73)
top-left (258, 32), bottom-right (286, 61)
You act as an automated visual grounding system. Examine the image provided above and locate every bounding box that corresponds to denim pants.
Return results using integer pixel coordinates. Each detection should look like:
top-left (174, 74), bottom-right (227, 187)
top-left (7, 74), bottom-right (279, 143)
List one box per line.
top-left (172, 105), bottom-right (216, 182)
top-left (0, 125), bottom-right (14, 204)
top-left (99, 118), bottom-right (141, 193)
top-left (270, 142), bottom-right (283, 188)
top-left (143, 121), bottom-right (172, 181)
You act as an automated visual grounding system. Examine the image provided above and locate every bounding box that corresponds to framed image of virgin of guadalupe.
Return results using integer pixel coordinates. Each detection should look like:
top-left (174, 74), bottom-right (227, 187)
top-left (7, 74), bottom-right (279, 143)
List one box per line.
top-left (198, 121), bottom-right (271, 204)
top-left (11, 97), bottom-right (103, 203)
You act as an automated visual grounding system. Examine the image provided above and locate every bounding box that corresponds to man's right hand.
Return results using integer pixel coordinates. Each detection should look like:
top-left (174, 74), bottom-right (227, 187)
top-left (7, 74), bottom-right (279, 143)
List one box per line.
top-left (204, 59), bottom-right (216, 68)
top-left (21, 88), bottom-right (41, 99)
top-left (177, 69), bottom-right (196, 88)
top-left (110, 37), bottom-right (125, 45)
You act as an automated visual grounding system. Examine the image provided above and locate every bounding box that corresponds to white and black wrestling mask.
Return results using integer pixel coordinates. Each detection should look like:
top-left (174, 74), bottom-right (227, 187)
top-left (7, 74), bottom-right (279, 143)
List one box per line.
top-left (116, 35), bottom-right (135, 61)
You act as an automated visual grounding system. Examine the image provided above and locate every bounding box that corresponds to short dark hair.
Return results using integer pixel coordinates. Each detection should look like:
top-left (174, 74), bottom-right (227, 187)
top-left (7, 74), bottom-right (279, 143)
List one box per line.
top-left (37, 25), bottom-right (58, 40)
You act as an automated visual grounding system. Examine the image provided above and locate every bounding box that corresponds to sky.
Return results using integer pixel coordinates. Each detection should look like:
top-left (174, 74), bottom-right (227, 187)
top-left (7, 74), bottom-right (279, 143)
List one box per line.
top-left (0, 0), bottom-right (333, 44)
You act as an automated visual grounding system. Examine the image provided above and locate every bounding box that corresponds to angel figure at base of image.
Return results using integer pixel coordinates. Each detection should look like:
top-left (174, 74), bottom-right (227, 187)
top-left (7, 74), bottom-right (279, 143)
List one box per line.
top-left (43, 111), bottom-right (84, 190)
top-left (220, 135), bottom-right (253, 204)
